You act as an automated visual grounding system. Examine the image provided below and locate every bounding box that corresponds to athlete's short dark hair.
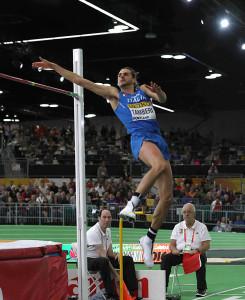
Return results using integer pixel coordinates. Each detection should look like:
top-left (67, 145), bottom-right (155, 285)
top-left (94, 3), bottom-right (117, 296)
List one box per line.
top-left (122, 66), bottom-right (138, 79)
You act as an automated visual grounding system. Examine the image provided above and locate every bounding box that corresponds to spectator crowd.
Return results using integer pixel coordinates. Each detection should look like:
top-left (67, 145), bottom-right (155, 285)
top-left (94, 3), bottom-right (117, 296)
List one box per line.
top-left (0, 122), bottom-right (244, 229)
top-left (1, 122), bottom-right (245, 166)
top-left (0, 175), bottom-right (244, 228)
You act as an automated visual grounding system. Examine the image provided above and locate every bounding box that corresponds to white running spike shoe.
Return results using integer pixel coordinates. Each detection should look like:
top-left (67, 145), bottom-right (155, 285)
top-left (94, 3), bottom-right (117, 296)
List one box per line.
top-left (119, 202), bottom-right (136, 221)
top-left (139, 235), bottom-right (154, 268)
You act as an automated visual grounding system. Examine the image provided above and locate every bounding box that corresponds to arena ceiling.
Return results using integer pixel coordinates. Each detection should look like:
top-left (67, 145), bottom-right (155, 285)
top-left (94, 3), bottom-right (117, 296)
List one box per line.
top-left (1, 0), bottom-right (245, 121)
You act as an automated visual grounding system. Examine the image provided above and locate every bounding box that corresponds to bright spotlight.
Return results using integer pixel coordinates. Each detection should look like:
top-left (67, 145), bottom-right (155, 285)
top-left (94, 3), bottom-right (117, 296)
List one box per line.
top-left (241, 43), bottom-right (245, 50)
top-left (85, 114), bottom-right (96, 118)
top-left (220, 18), bottom-right (230, 29)
top-left (173, 55), bottom-right (186, 60)
top-left (161, 54), bottom-right (173, 59)
top-left (60, 76), bottom-right (64, 82)
top-left (205, 73), bottom-right (222, 79)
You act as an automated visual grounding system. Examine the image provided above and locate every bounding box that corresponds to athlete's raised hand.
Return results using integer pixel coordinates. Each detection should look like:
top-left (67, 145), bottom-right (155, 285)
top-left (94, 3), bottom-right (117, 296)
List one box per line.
top-left (32, 57), bottom-right (55, 70)
top-left (145, 81), bottom-right (163, 93)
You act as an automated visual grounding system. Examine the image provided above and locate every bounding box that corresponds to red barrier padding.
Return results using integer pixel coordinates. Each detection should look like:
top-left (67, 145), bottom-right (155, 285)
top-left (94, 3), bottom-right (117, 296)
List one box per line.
top-left (0, 242), bottom-right (68, 300)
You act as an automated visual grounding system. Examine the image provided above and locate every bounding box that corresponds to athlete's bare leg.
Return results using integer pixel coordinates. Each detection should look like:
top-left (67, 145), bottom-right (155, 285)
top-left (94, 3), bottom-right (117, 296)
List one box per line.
top-left (120, 141), bottom-right (173, 267)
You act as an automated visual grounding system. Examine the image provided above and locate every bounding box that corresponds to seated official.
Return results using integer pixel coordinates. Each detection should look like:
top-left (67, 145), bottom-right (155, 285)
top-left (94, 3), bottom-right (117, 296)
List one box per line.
top-left (161, 203), bottom-right (211, 298)
top-left (74, 208), bottom-right (139, 300)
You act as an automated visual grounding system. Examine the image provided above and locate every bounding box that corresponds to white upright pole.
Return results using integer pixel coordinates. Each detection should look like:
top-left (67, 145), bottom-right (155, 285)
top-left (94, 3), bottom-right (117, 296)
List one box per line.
top-left (73, 48), bottom-right (88, 300)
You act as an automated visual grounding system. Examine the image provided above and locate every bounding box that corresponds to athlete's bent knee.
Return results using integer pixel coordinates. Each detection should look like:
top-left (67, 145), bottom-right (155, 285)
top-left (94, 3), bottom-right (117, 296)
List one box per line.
top-left (152, 161), bottom-right (167, 176)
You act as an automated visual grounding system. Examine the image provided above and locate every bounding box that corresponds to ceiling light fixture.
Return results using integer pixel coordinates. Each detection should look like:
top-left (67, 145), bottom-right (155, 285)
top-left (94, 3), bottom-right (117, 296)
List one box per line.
top-left (161, 54), bottom-right (173, 59)
top-left (0, 90), bottom-right (3, 94)
top-left (114, 25), bottom-right (129, 30)
top-left (212, 73), bottom-right (222, 77)
top-left (205, 73), bottom-right (222, 79)
top-left (85, 114), bottom-right (96, 118)
top-left (173, 55), bottom-right (186, 60)
top-left (108, 25), bottom-right (129, 33)
top-left (49, 104), bottom-right (59, 108)
top-left (145, 32), bottom-right (157, 39)
top-left (219, 18), bottom-right (230, 29)
top-left (40, 104), bottom-right (49, 107)
top-left (153, 104), bottom-right (175, 112)
top-left (6, 0), bottom-right (138, 43)
top-left (80, 0), bottom-right (137, 30)
top-left (95, 82), bottom-right (111, 86)
top-left (3, 118), bottom-right (20, 122)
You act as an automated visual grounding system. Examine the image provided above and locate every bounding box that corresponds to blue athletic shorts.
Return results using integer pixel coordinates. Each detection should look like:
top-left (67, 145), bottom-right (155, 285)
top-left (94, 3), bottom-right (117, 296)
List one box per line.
top-left (130, 132), bottom-right (170, 161)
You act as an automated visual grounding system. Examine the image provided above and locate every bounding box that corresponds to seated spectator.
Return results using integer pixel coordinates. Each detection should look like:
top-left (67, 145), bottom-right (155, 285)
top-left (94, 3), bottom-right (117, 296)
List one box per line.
top-left (220, 216), bottom-right (231, 232)
top-left (36, 191), bottom-right (46, 204)
top-left (86, 178), bottom-right (94, 190)
top-left (114, 191), bottom-right (125, 206)
top-left (207, 162), bottom-right (218, 181)
top-left (232, 193), bottom-right (243, 211)
top-left (222, 193), bottom-right (231, 210)
top-left (212, 220), bottom-right (224, 232)
top-left (90, 191), bottom-right (102, 209)
top-left (97, 161), bottom-right (108, 181)
top-left (95, 182), bottom-right (105, 197)
top-left (107, 193), bottom-right (116, 205)
top-left (210, 197), bottom-right (222, 213)
top-left (52, 157), bottom-right (59, 165)
top-left (68, 178), bottom-right (75, 191)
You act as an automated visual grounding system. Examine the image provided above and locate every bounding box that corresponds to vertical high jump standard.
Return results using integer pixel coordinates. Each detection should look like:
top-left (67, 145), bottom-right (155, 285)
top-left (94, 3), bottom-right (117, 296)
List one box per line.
top-left (119, 218), bottom-right (124, 300)
top-left (73, 49), bottom-right (88, 300)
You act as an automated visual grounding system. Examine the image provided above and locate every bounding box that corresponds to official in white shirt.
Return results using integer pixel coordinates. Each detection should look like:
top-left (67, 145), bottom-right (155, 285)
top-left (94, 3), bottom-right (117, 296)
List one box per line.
top-left (161, 203), bottom-right (211, 298)
top-left (87, 209), bottom-right (138, 300)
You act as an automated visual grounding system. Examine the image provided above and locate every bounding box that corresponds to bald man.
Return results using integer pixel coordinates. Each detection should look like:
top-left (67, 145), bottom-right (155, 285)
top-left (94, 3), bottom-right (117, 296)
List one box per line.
top-left (161, 203), bottom-right (211, 298)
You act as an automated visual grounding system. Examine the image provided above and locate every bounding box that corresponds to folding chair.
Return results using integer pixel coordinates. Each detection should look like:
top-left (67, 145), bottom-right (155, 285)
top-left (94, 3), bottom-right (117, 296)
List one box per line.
top-left (169, 265), bottom-right (196, 299)
top-left (88, 271), bottom-right (106, 300)
top-left (168, 265), bottom-right (182, 300)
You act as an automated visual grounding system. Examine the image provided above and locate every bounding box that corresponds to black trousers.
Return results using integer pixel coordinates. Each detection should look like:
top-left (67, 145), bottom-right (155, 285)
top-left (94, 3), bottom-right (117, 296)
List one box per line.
top-left (160, 253), bottom-right (207, 291)
top-left (87, 256), bottom-right (138, 297)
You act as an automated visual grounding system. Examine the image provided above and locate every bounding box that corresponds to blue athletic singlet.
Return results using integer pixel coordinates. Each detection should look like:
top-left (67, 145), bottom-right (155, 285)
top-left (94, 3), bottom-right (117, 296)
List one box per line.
top-left (114, 88), bottom-right (170, 160)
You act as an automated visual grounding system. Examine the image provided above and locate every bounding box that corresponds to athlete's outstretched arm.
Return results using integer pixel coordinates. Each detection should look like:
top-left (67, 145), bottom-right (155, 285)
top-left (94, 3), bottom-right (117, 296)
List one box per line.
top-left (32, 57), bottom-right (118, 101)
top-left (140, 82), bottom-right (167, 103)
